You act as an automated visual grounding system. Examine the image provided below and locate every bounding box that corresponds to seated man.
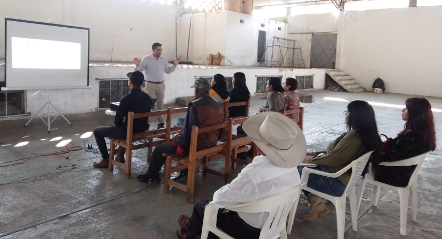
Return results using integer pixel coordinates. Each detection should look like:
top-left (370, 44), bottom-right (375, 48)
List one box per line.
top-left (93, 71), bottom-right (152, 168)
top-left (176, 112), bottom-right (306, 239)
top-left (137, 78), bottom-right (224, 183)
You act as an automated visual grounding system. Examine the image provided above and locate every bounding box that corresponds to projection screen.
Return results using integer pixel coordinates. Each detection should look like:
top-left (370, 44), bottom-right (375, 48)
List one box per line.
top-left (3, 18), bottom-right (90, 90)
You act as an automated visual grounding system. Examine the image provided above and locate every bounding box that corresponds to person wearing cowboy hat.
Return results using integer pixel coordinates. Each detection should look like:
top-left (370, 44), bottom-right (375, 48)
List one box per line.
top-left (176, 112), bottom-right (306, 239)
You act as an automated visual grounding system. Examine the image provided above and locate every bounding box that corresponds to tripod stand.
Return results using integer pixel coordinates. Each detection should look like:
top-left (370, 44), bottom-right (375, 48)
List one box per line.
top-left (24, 89), bottom-right (72, 132)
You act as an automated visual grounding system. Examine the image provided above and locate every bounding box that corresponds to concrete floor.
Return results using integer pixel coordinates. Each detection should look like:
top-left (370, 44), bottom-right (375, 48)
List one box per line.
top-left (1, 90), bottom-right (441, 239)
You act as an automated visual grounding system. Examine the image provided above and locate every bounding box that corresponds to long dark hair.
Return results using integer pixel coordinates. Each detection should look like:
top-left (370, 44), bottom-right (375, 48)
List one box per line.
top-left (233, 72), bottom-right (250, 97)
top-left (268, 77), bottom-right (284, 93)
top-left (404, 97), bottom-right (436, 151)
top-left (211, 74), bottom-right (229, 100)
top-left (346, 100), bottom-right (382, 171)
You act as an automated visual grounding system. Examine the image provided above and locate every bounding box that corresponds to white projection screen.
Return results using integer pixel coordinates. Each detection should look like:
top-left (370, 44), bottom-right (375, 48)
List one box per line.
top-left (3, 18), bottom-right (90, 90)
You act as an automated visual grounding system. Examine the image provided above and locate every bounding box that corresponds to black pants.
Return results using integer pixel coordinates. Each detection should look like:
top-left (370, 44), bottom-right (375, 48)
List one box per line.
top-left (94, 126), bottom-right (125, 159)
top-left (186, 200), bottom-right (261, 239)
top-left (146, 144), bottom-right (177, 178)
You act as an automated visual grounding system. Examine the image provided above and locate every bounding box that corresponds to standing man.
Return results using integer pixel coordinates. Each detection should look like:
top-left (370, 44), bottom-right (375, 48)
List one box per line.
top-left (133, 42), bottom-right (180, 129)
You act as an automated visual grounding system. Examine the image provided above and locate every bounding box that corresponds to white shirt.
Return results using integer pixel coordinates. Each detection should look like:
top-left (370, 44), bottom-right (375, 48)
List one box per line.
top-left (213, 156), bottom-right (301, 228)
top-left (134, 54), bottom-right (175, 82)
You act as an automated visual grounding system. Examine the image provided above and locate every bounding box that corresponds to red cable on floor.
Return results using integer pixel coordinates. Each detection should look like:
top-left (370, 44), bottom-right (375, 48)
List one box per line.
top-left (0, 142), bottom-right (83, 167)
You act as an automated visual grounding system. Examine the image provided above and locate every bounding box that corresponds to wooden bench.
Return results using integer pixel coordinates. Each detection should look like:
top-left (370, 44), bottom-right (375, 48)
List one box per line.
top-left (108, 107), bottom-right (187, 178)
top-left (163, 120), bottom-right (233, 203)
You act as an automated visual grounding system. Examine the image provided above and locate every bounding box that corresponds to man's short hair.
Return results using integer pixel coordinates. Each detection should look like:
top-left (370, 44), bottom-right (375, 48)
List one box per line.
top-left (127, 71), bottom-right (144, 87)
top-left (152, 42), bottom-right (162, 50)
top-left (191, 78), bottom-right (211, 94)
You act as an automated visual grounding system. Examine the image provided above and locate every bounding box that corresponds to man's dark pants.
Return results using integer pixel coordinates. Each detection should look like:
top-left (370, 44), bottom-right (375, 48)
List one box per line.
top-left (94, 126), bottom-right (125, 159)
top-left (146, 144), bottom-right (177, 178)
top-left (186, 200), bottom-right (261, 239)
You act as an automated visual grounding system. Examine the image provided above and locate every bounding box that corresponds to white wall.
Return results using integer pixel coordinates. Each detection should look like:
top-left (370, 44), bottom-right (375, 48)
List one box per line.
top-left (338, 6), bottom-right (442, 96)
top-left (286, 33), bottom-right (312, 68)
top-left (0, 64), bottom-right (326, 116)
top-left (0, 0), bottom-right (178, 61)
top-left (287, 13), bottom-right (339, 34)
top-left (286, 13), bottom-right (339, 68)
top-left (177, 11), bottom-right (287, 66)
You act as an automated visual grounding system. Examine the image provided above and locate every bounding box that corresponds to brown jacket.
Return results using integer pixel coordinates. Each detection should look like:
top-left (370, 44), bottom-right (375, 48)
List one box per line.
top-left (171, 94), bottom-right (224, 152)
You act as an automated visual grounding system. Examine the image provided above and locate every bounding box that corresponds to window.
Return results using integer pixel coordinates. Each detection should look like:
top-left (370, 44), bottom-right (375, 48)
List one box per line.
top-left (240, 19), bottom-right (245, 24)
top-left (295, 75), bottom-right (314, 90)
top-left (0, 82), bottom-right (26, 116)
top-left (256, 76), bottom-right (282, 93)
top-left (194, 76), bottom-right (233, 91)
top-left (98, 80), bottom-right (130, 108)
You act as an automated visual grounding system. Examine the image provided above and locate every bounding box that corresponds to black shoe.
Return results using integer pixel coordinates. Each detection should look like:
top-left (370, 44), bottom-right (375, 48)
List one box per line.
top-left (237, 152), bottom-right (247, 161)
top-left (137, 174), bottom-right (161, 184)
top-left (157, 123), bottom-right (165, 129)
top-left (246, 147), bottom-right (254, 157)
top-left (172, 169), bottom-right (188, 181)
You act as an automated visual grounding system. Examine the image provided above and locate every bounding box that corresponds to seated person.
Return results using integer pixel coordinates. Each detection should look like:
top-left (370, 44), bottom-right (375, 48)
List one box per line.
top-left (375, 97), bottom-right (436, 187)
top-left (283, 77), bottom-right (301, 124)
top-left (93, 71), bottom-right (152, 168)
top-left (228, 72), bottom-right (250, 118)
top-left (176, 112), bottom-right (306, 239)
top-left (137, 78), bottom-right (224, 183)
top-left (259, 77), bottom-right (284, 113)
top-left (209, 74), bottom-right (229, 103)
top-left (298, 100), bottom-right (381, 221)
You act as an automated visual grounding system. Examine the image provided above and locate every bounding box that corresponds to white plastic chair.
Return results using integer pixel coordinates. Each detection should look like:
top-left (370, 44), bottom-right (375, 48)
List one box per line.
top-left (357, 153), bottom-right (427, 236)
top-left (289, 151), bottom-right (374, 239)
top-left (201, 185), bottom-right (303, 239)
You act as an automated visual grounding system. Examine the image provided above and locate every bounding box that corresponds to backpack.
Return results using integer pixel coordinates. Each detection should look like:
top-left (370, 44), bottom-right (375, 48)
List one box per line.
top-left (372, 78), bottom-right (385, 92)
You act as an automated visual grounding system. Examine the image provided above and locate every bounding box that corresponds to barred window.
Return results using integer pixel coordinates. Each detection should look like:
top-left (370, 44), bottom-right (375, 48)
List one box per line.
top-left (194, 76), bottom-right (233, 91)
top-left (256, 76), bottom-right (282, 93)
top-left (0, 83), bottom-right (26, 116)
top-left (98, 80), bottom-right (130, 108)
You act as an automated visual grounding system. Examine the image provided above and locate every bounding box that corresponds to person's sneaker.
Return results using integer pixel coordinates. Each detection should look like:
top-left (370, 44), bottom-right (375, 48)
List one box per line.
top-left (137, 174), bottom-right (161, 184)
top-left (157, 123), bottom-right (165, 129)
top-left (172, 169), bottom-right (188, 181)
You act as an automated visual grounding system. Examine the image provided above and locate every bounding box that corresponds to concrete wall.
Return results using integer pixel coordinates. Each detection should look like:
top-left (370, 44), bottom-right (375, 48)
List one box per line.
top-left (286, 13), bottom-right (339, 68)
top-left (0, 64), bottom-right (326, 116)
top-left (0, 0), bottom-right (178, 61)
top-left (178, 11), bottom-right (287, 66)
top-left (287, 13), bottom-right (339, 34)
top-left (338, 6), bottom-right (442, 96)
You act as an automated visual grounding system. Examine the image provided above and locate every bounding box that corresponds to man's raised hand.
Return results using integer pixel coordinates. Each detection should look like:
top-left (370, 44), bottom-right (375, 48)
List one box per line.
top-left (173, 58), bottom-right (180, 66)
top-left (133, 58), bottom-right (141, 67)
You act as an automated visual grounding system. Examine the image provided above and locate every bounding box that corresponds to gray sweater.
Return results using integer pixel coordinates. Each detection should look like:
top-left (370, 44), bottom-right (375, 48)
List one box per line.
top-left (264, 92), bottom-right (284, 112)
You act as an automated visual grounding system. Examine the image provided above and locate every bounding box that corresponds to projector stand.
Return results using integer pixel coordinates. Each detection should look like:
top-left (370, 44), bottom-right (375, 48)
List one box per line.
top-left (24, 89), bottom-right (72, 132)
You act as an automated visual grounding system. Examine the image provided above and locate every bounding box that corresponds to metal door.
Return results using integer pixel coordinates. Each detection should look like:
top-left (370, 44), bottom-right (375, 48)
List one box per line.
top-left (310, 33), bottom-right (337, 69)
top-left (257, 31), bottom-right (266, 62)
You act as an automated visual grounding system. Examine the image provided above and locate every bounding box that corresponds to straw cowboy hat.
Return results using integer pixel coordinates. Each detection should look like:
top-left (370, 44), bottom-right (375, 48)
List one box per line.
top-left (243, 112), bottom-right (306, 168)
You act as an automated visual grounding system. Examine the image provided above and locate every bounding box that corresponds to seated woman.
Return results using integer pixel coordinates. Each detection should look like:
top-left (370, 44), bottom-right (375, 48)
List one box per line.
top-left (375, 97), bottom-right (436, 187)
top-left (209, 74), bottom-right (229, 103)
top-left (298, 100), bottom-right (381, 221)
top-left (259, 77), bottom-right (284, 113)
top-left (283, 77), bottom-right (301, 124)
top-left (228, 72), bottom-right (251, 118)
